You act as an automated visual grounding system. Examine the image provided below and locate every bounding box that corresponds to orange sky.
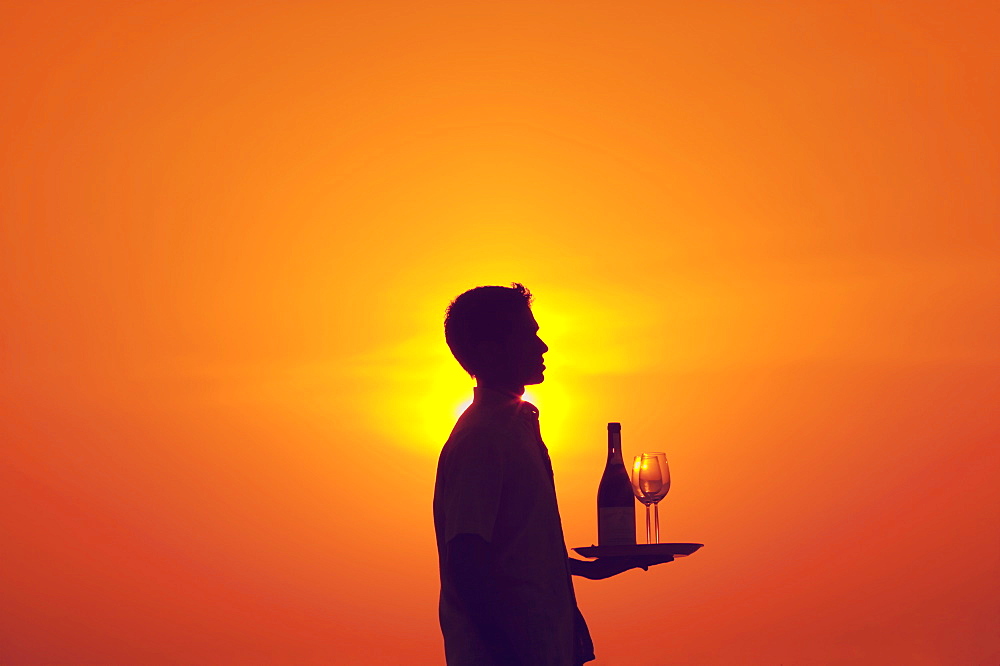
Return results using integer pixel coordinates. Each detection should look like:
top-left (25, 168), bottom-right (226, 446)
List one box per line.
top-left (2, 2), bottom-right (998, 664)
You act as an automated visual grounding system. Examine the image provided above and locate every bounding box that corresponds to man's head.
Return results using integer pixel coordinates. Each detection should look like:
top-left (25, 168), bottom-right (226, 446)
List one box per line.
top-left (444, 283), bottom-right (549, 388)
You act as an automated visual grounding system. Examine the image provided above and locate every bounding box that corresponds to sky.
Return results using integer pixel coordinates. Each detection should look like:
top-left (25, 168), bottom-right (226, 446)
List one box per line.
top-left (1, 1), bottom-right (998, 664)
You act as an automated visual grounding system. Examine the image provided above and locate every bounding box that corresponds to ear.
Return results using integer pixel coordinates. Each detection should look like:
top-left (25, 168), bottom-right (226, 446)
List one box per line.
top-left (476, 339), bottom-right (501, 359)
top-left (473, 340), bottom-right (502, 374)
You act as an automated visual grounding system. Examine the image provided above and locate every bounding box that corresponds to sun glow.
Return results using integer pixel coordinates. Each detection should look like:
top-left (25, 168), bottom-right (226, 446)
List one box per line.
top-left (359, 287), bottom-right (591, 456)
top-left (454, 395), bottom-right (473, 418)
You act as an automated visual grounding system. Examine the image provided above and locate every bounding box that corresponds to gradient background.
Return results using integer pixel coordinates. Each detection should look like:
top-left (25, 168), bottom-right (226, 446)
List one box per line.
top-left (2, 2), bottom-right (998, 664)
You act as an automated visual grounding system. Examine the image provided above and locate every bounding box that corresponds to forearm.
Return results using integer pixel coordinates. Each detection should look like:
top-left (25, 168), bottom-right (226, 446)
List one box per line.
top-left (568, 557), bottom-right (591, 578)
top-left (568, 554), bottom-right (673, 579)
top-left (569, 556), bottom-right (617, 580)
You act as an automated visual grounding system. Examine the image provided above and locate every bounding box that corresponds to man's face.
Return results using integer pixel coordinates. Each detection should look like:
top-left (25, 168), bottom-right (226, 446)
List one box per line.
top-left (478, 307), bottom-right (549, 387)
top-left (511, 308), bottom-right (549, 386)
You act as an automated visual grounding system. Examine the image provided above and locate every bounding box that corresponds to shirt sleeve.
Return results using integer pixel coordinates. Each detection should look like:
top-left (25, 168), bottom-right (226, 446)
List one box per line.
top-left (438, 425), bottom-right (507, 544)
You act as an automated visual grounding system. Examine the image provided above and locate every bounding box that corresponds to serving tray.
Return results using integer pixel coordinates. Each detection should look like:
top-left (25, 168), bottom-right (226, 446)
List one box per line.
top-left (573, 543), bottom-right (703, 558)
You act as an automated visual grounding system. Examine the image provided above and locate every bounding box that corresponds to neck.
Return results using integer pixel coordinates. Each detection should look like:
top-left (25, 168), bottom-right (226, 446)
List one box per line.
top-left (476, 379), bottom-right (526, 398)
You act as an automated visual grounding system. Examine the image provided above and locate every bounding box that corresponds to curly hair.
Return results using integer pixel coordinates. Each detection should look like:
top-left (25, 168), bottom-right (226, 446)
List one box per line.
top-left (444, 283), bottom-right (534, 377)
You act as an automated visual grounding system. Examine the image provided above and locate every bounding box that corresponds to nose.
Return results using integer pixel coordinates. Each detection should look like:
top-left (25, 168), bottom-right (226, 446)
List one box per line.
top-left (538, 336), bottom-right (549, 354)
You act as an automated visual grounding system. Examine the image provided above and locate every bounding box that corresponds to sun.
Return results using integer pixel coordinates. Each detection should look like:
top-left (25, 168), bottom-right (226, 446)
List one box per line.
top-left (367, 356), bottom-right (574, 457)
top-left (361, 288), bottom-right (588, 457)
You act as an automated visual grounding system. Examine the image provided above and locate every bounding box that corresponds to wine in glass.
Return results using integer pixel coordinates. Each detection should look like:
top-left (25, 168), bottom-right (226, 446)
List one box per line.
top-left (630, 453), bottom-right (671, 543)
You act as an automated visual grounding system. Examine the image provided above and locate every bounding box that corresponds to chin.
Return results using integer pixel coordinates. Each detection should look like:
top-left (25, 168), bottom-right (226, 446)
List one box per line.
top-left (525, 371), bottom-right (545, 386)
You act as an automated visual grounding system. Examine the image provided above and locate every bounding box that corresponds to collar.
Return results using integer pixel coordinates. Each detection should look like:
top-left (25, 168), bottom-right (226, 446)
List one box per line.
top-left (471, 386), bottom-right (539, 419)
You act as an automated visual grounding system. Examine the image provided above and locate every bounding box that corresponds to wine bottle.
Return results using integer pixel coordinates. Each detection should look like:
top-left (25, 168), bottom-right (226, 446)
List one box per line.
top-left (597, 422), bottom-right (636, 546)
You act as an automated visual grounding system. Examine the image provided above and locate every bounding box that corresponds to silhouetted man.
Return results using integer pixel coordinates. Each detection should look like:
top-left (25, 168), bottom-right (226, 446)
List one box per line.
top-left (434, 284), bottom-right (671, 665)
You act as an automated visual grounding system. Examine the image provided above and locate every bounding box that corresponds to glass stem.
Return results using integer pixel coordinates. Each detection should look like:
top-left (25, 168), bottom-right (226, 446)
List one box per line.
top-left (644, 504), bottom-right (652, 544)
top-left (653, 502), bottom-right (660, 544)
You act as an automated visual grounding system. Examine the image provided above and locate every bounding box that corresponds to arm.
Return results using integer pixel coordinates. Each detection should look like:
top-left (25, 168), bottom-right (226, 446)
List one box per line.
top-left (568, 554), bottom-right (674, 580)
top-left (445, 533), bottom-right (517, 661)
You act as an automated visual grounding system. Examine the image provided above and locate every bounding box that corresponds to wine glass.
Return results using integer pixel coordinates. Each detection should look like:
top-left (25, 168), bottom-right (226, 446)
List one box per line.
top-left (630, 453), bottom-right (671, 544)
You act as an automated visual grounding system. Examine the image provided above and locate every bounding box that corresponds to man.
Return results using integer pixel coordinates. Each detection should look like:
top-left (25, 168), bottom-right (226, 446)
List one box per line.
top-left (433, 283), bottom-right (671, 665)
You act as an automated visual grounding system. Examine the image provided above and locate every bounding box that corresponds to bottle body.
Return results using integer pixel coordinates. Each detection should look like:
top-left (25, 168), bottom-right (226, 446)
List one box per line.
top-left (597, 422), bottom-right (637, 545)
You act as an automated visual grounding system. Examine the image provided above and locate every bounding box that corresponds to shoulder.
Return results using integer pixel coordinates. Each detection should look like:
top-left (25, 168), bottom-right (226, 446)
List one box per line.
top-left (439, 409), bottom-right (521, 466)
top-left (444, 418), bottom-right (515, 456)
top-left (450, 401), bottom-right (522, 442)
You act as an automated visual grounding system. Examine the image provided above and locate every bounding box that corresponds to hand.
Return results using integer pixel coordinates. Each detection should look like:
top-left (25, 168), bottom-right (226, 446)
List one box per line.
top-left (569, 554), bottom-right (674, 580)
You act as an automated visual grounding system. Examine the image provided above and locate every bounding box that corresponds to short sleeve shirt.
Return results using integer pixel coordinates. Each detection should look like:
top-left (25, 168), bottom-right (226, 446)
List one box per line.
top-left (433, 388), bottom-right (588, 665)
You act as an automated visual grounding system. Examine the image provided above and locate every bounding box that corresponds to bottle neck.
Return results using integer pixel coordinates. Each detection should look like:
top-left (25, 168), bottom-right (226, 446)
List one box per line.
top-left (606, 430), bottom-right (623, 465)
